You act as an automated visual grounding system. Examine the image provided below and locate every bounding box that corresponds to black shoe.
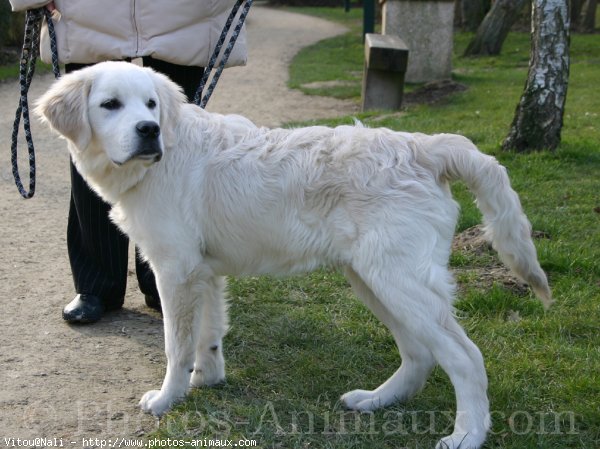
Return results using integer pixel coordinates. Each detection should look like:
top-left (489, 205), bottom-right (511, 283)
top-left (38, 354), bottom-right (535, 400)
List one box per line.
top-left (62, 294), bottom-right (105, 324)
top-left (144, 294), bottom-right (162, 313)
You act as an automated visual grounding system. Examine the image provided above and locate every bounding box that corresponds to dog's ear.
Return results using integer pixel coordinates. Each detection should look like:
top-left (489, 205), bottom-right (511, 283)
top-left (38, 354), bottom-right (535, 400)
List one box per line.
top-left (35, 71), bottom-right (92, 150)
top-left (147, 69), bottom-right (186, 144)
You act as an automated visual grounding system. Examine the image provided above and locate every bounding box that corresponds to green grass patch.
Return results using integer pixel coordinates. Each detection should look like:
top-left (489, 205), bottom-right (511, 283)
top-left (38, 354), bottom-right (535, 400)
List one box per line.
top-left (288, 7), bottom-right (364, 100)
top-left (0, 60), bottom-right (55, 82)
top-left (0, 63), bottom-right (21, 81)
top-left (148, 8), bottom-right (600, 448)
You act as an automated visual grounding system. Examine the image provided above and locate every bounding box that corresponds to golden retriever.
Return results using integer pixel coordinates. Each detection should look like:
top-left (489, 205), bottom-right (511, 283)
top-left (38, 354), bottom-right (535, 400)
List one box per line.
top-left (36, 61), bottom-right (551, 449)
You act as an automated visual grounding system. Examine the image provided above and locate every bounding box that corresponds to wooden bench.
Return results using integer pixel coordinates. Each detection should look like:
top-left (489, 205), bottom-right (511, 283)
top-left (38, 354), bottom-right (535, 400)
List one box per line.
top-left (361, 33), bottom-right (409, 111)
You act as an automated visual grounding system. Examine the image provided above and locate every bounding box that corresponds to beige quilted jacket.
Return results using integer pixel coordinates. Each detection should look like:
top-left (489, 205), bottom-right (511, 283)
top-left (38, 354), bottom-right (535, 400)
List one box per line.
top-left (9, 0), bottom-right (247, 67)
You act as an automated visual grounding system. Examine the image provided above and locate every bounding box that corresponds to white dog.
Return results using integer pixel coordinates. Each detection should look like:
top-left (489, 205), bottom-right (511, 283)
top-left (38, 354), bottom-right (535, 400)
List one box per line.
top-left (36, 61), bottom-right (552, 449)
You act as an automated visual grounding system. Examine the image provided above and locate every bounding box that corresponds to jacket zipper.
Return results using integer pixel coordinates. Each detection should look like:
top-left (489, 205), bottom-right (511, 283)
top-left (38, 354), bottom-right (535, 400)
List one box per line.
top-left (132, 0), bottom-right (139, 56)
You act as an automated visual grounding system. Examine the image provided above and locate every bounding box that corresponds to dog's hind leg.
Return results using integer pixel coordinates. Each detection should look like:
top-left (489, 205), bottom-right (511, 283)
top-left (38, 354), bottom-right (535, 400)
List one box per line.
top-left (190, 276), bottom-right (228, 388)
top-left (340, 266), bottom-right (436, 410)
top-left (342, 263), bottom-right (490, 449)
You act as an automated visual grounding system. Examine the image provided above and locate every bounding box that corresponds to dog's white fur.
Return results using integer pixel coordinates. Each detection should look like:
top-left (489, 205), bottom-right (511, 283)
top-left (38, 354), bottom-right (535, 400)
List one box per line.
top-left (36, 61), bottom-right (552, 449)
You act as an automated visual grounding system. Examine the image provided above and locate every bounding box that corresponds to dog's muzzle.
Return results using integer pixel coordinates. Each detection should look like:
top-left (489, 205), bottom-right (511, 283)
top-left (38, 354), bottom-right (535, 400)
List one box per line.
top-left (132, 120), bottom-right (163, 163)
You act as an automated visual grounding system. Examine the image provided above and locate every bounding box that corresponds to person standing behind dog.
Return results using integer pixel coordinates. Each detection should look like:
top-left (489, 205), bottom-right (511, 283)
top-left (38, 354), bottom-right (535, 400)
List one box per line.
top-left (9, 0), bottom-right (248, 323)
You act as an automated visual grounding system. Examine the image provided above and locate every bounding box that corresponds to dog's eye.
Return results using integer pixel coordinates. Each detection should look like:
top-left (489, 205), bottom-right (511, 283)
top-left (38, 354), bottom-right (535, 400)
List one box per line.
top-left (100, 99), bottom-right (122, 110)
top-left (147, 99), bottom-right (157, 109)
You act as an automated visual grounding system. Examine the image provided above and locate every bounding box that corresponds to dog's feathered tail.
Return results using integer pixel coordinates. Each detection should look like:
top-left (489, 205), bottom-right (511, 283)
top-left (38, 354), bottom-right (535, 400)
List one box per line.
top-left (415, 133), bottom-right (553, 309)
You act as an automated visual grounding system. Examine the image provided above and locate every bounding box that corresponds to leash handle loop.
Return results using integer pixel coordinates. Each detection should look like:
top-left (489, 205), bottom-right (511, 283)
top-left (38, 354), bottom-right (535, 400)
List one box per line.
top-left (10, 8), bottom-right (60, 199)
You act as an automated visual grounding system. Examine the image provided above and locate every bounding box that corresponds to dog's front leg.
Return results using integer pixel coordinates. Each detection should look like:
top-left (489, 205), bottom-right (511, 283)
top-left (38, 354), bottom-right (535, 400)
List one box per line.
top-left (139, 274), bottom-right (200, 416)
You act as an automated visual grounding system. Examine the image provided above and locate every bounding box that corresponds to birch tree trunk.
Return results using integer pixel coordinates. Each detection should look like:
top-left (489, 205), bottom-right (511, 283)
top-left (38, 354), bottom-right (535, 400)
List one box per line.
top-left (502, 0), bottom-right (570, 152)
top-left (464, 0), bottom-right (528, 56)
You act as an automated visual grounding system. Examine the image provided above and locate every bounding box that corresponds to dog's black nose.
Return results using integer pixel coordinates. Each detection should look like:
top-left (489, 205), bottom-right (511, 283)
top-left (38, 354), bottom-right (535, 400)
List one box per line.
top-left (136, 121), bottom-right (160, 139)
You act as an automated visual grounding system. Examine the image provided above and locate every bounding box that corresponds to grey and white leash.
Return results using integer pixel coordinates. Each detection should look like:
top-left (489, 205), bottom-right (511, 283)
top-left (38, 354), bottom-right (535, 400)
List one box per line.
top-left (11, 7), bottom-right (60, 199)
top-left (193, 0), bottom-right (253, 108)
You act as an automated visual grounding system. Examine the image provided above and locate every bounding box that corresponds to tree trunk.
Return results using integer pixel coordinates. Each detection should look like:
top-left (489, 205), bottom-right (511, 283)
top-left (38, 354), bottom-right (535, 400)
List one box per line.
top-left (461, 0), bottom-right (490, 31)
top-left (463, 0), bottom-right (527, 56)
top-left (570, 0), bottom-right (584, 30)
top-left (503, 0), bottom-right (570, 152)
top-left (455, 0), bottom-right (464, 27)
top-left (581, 0), bottom-right (597, 32)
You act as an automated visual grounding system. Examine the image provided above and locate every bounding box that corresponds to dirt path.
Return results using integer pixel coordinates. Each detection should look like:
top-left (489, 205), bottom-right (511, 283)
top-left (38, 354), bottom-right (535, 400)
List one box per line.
top-left (0, 7), bottom-right (355, 444)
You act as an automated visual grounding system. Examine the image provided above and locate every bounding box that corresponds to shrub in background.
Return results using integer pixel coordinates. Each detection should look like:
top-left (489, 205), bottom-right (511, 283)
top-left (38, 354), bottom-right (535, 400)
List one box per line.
top-left (267, 0), bottom-right (362, 6)
top-left (0, 5), bottom-right (25, 48)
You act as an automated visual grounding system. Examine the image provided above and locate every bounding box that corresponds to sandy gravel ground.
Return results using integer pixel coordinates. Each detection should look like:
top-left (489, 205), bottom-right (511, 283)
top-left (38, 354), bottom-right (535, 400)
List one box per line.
top-left (0, 7), bottom-right (356, 444)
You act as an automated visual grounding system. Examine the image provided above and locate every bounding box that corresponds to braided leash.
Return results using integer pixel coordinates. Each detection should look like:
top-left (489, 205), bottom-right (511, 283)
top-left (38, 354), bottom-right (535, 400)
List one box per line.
top-left (194, 0), bottom-right (253, 108)
top-left (11, 7), bottom-right (60, 199)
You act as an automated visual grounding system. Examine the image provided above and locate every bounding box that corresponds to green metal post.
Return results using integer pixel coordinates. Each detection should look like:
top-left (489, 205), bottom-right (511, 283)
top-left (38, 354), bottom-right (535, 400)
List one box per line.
top-left (363, 0), bottom-right (375, 40)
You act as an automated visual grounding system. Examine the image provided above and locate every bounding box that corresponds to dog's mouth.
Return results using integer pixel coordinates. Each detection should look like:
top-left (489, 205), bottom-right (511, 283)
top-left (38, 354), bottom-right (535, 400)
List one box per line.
top-left (114, 144), bottom-right (163, 166)
top-left (135, 151), bottom-right (163, 163)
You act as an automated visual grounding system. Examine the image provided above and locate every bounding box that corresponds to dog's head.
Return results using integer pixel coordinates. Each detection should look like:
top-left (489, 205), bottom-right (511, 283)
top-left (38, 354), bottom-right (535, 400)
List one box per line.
top-left (36, 61), bottom-right (186, 201)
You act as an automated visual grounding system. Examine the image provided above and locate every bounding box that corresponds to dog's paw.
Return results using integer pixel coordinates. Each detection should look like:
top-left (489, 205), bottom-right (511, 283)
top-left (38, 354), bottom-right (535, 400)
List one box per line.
top-left (435, 432), bottom-right (486, 449)
top-left (340, 389), bottom-right (386, 411)
top-left (190, 366), bottom-right (225, 388)
top-left (139, 390), bottom-right (173, 417)
top-left (190, 349), bottom-right (225, 388)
